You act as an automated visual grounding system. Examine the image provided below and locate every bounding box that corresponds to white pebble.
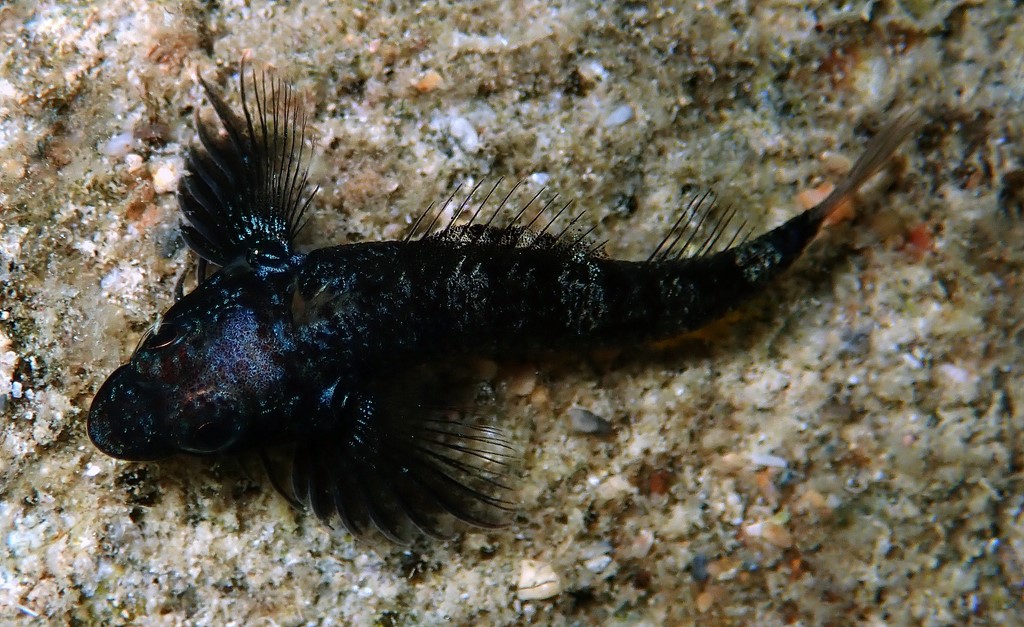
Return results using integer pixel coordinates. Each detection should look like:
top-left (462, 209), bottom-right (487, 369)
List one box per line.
top-left (124, 153), bottom-right (145, 173)
top-left (901, 353), bottom-right (923, 369)
top-left (584, 555), bottom-right (613, 574)
top-left (11, 381), bottom-right (22, 398)
top-left (103, 132), bottom-right (134, 157)
top-left (568, 407), bottom-right (612, 435)
top-left (517, 560), bottom-right (561, 600)
top-left (938, 363), bottom-right (972, 384)
top-left (1, 348), bottom-right (17, 372)
top-left (151, 161), bottom-right (180, 194)
top-left (749, 452), bottom-right (788, 468)
top-left (619, 529), bottom-right (655, 559)
top-left (580, 541), bottom-right (612, 560)
top-left (604, 104), bottom-right (634, 128)
top-left (578, 60), bottom-right (608, 83)
top-left (529, 172), bottom-right (551, 186)
top-left (84, 463), bottom-right (102, 477)
top-left (448, 117), bottom-right (480, 153)
top-left (595, 475), bottom-right (635, 502)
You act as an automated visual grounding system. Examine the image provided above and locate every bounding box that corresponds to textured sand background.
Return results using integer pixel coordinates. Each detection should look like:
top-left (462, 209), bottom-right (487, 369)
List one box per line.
top-left (2, 0), bottom-right (1023, 624)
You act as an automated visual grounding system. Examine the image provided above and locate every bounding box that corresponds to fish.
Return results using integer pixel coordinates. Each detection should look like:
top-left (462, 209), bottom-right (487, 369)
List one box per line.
top-left (87, 68), bottom-right (916, 542)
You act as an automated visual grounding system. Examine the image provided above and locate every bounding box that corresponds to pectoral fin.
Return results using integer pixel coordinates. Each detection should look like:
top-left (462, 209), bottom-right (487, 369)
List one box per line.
top-left (290, 390), bottom-right (518, 542)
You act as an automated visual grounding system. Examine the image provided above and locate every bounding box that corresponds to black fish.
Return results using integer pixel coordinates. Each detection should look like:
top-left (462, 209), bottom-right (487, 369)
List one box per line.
top-left (88, 69), bottom-right (915, 542)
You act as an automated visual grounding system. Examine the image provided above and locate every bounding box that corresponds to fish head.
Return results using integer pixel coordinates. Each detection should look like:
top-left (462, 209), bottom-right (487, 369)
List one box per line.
top-left (89, 260), bottom-right (294, 460)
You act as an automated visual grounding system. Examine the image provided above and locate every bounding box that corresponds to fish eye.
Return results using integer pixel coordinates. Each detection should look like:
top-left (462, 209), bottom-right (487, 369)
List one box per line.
top-left (180, 419), bottom-right (240, 454)
top-left (144, 321), bottom-right (183, 350)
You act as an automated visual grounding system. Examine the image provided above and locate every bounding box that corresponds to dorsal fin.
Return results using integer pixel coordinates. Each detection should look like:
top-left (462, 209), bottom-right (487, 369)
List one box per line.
top-left (647, 189), bottom-right (754, 262)
top-left (411, 179), bottom-right (601, 259)
top-left (177, 67), bottom-right (318, 266)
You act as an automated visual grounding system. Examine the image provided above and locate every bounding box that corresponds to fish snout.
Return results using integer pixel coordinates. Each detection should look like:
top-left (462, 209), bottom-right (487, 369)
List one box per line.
top-left (88, 365), bottom-right (174, 461)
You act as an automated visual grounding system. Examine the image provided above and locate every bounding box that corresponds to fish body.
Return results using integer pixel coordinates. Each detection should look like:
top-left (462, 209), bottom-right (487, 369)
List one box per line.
top-left (88, 70), bottom-right (914, 540)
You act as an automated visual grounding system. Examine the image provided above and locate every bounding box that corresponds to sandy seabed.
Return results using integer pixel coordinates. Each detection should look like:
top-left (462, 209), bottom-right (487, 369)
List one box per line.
top-left (2, 1), bottom-right (1023, 624)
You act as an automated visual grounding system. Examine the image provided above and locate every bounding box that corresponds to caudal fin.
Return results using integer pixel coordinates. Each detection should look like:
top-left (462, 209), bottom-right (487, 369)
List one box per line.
top-left (811, 110), bottom-right (920, 224)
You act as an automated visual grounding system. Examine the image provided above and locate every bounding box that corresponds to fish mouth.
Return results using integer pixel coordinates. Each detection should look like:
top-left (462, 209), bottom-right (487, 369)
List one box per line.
top-left (88, 365), bottom-right (175, 461)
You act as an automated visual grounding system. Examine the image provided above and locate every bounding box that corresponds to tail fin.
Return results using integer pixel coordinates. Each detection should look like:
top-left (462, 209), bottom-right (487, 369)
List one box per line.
top-left (811, 110), bottom-right (920, 224)
top-left (646, 110), bottom-right (919, 335)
